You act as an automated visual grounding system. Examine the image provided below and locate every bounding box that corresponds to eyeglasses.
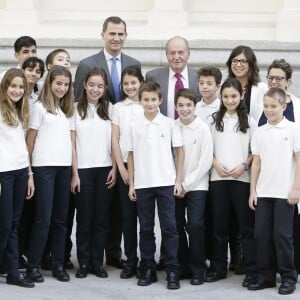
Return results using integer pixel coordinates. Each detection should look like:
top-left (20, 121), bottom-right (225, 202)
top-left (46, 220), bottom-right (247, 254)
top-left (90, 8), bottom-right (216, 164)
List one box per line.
top-left (266, 76), bottom-right (285, 83)
top-left (231, 59), bottom-right (248, 65)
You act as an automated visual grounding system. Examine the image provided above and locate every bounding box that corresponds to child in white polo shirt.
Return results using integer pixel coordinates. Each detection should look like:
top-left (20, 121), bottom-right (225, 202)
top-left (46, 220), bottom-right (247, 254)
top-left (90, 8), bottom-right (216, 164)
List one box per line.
top-left (174, 88), bottom-right (213, 285)
top-left (127, 81), bottom-right (184, 290)
top-left (206, 78), bottom-right (257, 287)
top-left (195, 66), bottom-right (222, 126)
top-left (248, 87), bottom-right (300, 295)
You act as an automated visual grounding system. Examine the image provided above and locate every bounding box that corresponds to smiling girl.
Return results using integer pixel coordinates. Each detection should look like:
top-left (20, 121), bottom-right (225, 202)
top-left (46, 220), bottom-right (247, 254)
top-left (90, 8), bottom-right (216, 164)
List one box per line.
top-left (206, 78), bottom-right (257, 287)
top-left (71, 67), bottom-right (116, 279)
top-left (0, 68), bottom-right (34, 288)
top-left (25, 65), bottom-right (74, 283)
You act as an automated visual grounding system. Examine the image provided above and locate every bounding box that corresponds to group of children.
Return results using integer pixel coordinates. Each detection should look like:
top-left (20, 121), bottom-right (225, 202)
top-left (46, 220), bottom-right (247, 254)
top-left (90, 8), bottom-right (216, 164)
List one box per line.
top-left (0, 36), bottom-right (299, 296)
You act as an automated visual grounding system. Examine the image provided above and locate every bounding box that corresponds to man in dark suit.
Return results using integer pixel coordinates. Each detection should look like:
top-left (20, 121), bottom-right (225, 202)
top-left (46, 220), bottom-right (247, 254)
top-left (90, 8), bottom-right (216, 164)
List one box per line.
top-left (74, 16), bottom-right (140, 269)
top-left (146, 36), bottom-right (201, 117)
top-left (74, 16), bottom-right (141, 102)
top-left (145, 36), bottom-right (201, 276)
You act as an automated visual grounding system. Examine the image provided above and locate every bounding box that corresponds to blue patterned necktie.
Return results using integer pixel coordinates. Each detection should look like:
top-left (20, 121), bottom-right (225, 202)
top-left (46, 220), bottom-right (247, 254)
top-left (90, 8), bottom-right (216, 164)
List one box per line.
top-left (111, 57), bottom-right (121, 101)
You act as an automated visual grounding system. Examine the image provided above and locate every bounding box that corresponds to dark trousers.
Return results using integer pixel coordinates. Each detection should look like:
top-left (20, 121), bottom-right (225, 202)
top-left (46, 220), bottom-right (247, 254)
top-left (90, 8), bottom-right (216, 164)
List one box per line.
top-left (27, 166), bottom-right (71, 269)
top-left (255, 197), bottom-right (297, 281)
top-left (65, 192), bottom-right (75, 260)
top-left (75, 167), bottom-right (112, 267)
top-left (117, 170), bottom-right (138, 267)
top-left (136, 186), bottom-right (179, 270)
top-left (294, 206), bottom-right (300, 273)
top-left (18, 197), bottom-right (35, 259)
top-left (175, 190), bottom-right (207, 276)
top-left (209, 180), bottom-right (256, 274)
top-left (105, 186), bottom-right (122, 261)
top-left (0, 168), bottom-right (28, 278)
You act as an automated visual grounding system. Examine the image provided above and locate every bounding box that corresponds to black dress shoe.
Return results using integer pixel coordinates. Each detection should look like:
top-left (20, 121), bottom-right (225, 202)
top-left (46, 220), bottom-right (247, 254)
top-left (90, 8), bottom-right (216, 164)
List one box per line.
top-left (52, 267), bottom-right (70, 282)
top-left (247, 278), bottom-right (276, 290)
top-left (120, 266), bottom-right (137, 279)
top-left (6, 274), bottom-right (35, 288)
top-left (75, 265), bottom-right (89, 278)
top-left (64, 258), bottom-right (74, 270)
top-left (167, 271), bottom-right (180, 289)
top-left (191, 275), bottom-right (204, 285)
top-left (205, 271), bottom-right (226, 282)
top-left (90, 266), bottom-right (108, 278)
top-left (242, 273), bottom-right (257, 287)
top-left (279, 279), bottom-right (296, 295)
top-left (137, 269), bottom-right (157, 286)
top-left (26, 268), bottom-right (44, 283)
top-left (106, 258), bottom-right (126, 269)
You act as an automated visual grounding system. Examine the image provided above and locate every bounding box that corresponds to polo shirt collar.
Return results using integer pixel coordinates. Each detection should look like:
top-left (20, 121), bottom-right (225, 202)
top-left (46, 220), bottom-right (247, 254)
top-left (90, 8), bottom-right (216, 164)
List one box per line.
top-left (224, 112), bottom-right (238, 119)
top-left (177, 116), bottom-right (198, 129)
top-left (199, 97), bottom-right (220, 108)
top-left (123, 98), bottom-right (135, 105)
top-left (143, 111), bottom-right (161, 125)
top-left (264, 117), bottom-right (288, 129)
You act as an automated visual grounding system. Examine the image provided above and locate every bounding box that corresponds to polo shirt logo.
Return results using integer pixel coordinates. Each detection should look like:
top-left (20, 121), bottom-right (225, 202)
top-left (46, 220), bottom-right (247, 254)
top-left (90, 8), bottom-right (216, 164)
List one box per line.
top-left (161, 133), bottom-right (165, 138)
top-left (193, 139), bottom-right (197, 144)
top-left (283, 137), bottom-right (288, 141)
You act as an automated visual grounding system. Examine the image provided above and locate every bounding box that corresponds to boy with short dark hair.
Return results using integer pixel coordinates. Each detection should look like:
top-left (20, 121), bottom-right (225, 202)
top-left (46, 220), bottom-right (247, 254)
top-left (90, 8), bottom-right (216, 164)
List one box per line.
top-left (174, 88), bottom-right (213, 285)
top-left (195, 66), bottom-right (222, 125)
top-left (127, 81), bottom-right (184, 290)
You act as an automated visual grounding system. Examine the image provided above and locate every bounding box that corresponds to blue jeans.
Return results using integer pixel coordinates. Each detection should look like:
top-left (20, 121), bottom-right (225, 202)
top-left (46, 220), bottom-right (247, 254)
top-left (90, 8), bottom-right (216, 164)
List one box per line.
top-left (136, 186), bottom-right (179, 271)
top-left (27, 166), bottom-right (71, 269)
top-left (175, 190), bottom-right (207, 276)
top-left (0, 167), bottom-right (27, 278)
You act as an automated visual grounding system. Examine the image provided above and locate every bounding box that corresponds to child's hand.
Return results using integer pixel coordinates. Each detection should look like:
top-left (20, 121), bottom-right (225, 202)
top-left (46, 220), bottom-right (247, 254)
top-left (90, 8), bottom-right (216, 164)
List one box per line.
top-left (26, 175), bottom-right (35, 199)
top-left (128, 186), bottom-right (137, 201)
top-left (214, 161), bottom-right (230, 178)
top-left (288, 188), bottom-right (300, 205)
top-left (173, 182), bottom-right (182, 197)
top-left (106, 168), bottom-right (116, 189)
top-left (71, 174), bottom-right (80, 194)
top-left (229, 164), bottom-right (245, 179)
top-left (248, 192), bottom-right (257, 211)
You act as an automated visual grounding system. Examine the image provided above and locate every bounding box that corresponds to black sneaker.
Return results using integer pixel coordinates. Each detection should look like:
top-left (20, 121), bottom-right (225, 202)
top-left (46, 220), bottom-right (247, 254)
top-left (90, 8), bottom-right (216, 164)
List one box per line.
top-left (242, 273), bottom-right (257, 287)
top-left (26, 267), bottom-right (44, 283)
top-left (279, 279), bottom-right (296, 295)
top-left (120, 266), bottom-right (137, 279)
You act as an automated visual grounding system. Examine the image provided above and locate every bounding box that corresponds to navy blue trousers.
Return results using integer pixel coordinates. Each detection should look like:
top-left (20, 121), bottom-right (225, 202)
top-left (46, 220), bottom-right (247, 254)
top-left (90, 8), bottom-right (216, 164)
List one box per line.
top-left (27, 166), bottom-right (71, 269)
top-left (0, 167), bottom-right (27, 278)
top-left (136, 186), bottom-right (179, 271)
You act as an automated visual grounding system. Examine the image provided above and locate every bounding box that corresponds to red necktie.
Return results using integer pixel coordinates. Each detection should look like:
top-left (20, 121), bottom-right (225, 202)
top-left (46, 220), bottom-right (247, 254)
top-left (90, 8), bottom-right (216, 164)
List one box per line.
top-left (174, 73), bottom-right (184, 119)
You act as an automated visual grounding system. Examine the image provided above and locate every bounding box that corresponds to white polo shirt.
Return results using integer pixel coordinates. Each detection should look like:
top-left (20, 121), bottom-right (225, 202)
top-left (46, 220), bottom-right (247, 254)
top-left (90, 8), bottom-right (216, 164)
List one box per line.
top-left (176, 117), bottom-right (213, 192)
top-left (0, 114), bottom-right (28, 172)
top-left (127, 112), bottom-right (183, 189)
top-left (210, 113), bottom-right (256, 183)
top-left (195, 97), bottom-right (221, 126)
top-left (29, 101), bottom-right (73, 166)
top-left (252, 118), bottom-right (300, 199)
top-left (112, 98), bottom-right (144, 162)
top-left (73, 102), bottom-right (113, 168)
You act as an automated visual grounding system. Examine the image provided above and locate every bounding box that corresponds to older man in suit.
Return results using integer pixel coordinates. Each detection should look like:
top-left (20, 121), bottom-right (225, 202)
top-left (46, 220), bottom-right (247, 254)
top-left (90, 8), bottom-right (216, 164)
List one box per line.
top-left (74, 16), bottom-right (140, 102)
top-left (74, 16), bottom-right (140, 269)
top-left (146, 36), bottom-right (201, 118)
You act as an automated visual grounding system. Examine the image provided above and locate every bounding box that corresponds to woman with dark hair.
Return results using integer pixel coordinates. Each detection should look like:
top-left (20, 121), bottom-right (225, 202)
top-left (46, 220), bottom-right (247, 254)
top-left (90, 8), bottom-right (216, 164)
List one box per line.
top-left (226, 45), bottom-right (268, 122)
